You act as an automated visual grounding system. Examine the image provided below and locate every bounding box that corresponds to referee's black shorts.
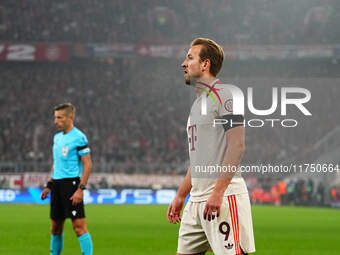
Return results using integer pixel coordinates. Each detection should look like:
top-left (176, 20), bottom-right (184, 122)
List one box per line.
top-left (50, 177), bottom-right (85, 220)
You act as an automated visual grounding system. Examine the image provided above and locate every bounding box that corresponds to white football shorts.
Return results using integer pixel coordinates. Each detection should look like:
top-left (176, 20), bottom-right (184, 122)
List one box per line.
top-left (177, 193), bottom-right (255, 255)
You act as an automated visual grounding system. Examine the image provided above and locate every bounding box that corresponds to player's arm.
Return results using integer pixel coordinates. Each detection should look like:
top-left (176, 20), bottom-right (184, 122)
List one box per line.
top-left (70, 154), bottom-right (92, 206)
top-left (204, 125), bottom-right (245, 221)
top-left (167, 167), bottom-right (192, 224)
top-left (214, 125), bottom-right (245, 195)
top-left (175, 167), bottom-right (192, 199)
top-left (41, 165), bottom-right (54, 200)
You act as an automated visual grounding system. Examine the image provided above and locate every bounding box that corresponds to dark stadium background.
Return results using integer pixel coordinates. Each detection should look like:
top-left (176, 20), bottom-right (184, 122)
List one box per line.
top-left (0, 1), bottom-right (340, 254)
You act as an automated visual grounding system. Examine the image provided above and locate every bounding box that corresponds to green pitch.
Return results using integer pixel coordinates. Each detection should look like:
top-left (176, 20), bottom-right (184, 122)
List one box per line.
top-left (0, 204), bottom-right (339, 255)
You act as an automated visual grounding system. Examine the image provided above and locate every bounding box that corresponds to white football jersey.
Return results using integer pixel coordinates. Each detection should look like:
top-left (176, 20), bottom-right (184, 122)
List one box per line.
top-left (187, 79), bottom-right (248, 202)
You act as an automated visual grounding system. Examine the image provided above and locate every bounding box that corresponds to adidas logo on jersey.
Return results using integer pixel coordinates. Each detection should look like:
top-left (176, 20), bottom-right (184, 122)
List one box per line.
top-left (225, 243), bottom-right (233, 250)
top-left (72, 210), bottom-right (77, 216)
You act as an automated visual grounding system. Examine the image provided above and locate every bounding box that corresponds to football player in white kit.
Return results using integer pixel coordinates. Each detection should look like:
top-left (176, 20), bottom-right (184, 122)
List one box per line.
top-left (167, 38), bottom-right (255, 255)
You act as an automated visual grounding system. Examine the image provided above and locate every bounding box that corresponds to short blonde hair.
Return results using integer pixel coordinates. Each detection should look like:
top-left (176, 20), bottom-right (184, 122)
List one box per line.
top-left (54, 103), bottom-right (75, 116)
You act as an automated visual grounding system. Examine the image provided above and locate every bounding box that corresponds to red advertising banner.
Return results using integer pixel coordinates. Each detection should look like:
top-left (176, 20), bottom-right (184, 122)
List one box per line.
top-left (0, 44), bottom-right (69, 62)
top-left (92, 43), bottom-right (340, 60)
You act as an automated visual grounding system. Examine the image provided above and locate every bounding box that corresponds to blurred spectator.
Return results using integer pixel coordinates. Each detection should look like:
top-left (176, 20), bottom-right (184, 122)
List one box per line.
top-left (0, 176), bottom-right (9, 188)
top-left (330, 186), bottom-right (339, 202)
top-left (287, 180), bottom-right (295, 204)
top-left (316, 182), bottom-right (325, 206)
top-left (278, 180), bottom-right (287, 205)
top-left (98, 177), bottom-right (109, 189)
top-left (306, 179), bottom-right (314, 204)
top-left (303, 1), bottom-right (334, 43)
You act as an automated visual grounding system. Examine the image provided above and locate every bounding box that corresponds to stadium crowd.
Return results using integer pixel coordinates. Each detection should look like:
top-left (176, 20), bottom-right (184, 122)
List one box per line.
top-left (0, 59), bottom-right (339, 174)
top-left (250, 177), bottom-right (328, 206)
top-left (0, 0), bottom-right (339, 45)
top-left (0, 60), bottom-right (190, 174)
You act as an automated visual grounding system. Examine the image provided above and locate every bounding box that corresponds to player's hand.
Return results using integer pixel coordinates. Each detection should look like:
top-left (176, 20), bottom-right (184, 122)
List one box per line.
top-left (204, 192), bottom-right (223, 221)
top-left (70, 189), bottom-right (83, 206)
top-left (40, 187), bottom-right (50, 200)
top-left (167, 196), bottom-right (185, 224)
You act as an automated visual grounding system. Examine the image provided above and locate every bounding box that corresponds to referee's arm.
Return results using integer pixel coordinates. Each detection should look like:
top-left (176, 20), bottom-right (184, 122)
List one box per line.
top-left (70, 154), bottom-right (92, 205)
top-left (80, 154), bottom-right (92, 187)
top-left (48, 166), bottom-right (54, 182)
top-left (40, 165), bottom-right (54, 200)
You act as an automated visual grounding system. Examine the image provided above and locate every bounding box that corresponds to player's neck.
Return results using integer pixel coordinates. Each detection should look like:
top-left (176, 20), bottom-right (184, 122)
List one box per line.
top-left (63, 124), bottom-right (74, 134)
top-left (194, 75), bottom-right (217, 97)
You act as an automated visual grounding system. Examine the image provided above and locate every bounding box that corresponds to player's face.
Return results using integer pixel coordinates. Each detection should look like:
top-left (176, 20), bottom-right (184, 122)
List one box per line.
top-left (181, 45), bottom-right (204, 85)
top-left (54, 110), bottom-right (73, 132)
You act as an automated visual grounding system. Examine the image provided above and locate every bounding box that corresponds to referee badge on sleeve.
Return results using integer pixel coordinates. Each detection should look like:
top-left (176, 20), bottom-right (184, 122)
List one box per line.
top-left (81, 147), bottom-right (90, 154)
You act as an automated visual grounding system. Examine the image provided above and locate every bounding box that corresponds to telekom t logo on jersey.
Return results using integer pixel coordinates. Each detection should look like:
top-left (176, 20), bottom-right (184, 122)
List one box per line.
top-left (201, 84), bottom-right (312, 116)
